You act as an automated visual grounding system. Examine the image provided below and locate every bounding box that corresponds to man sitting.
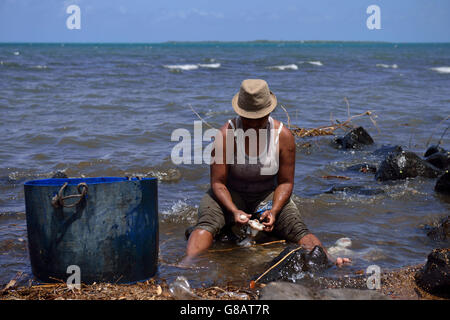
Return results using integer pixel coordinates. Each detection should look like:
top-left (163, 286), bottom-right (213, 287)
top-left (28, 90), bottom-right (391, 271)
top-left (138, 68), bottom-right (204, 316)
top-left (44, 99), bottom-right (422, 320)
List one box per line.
top-left (184, 79), bottom-right (350, 266)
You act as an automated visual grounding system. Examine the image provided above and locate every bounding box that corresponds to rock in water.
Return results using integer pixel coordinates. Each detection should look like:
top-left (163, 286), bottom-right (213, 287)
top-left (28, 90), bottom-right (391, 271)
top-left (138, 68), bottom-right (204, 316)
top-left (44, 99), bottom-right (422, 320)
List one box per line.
top-left (51, 171), bottom-right (68, 179)
top-left (427, 216), bottom-right (450, 241)
top-left (346, 163), bottom-right (377, 174)
top-left (334, 126), bottom-right (374, 149)
top-left (425, 151), bottom-right (450, 171)
top-left (254, 245), bottom-right (330, 284)
top-left (375, 151), bottom-right (442, 181)
top-left (435, 172), bottom-right (450, 195)
top-left (260, 282), bottom-right (390, 300)
top-left (372, 145), bottom-right (403, 157)
top-left (415, 248), bottom-right (450, 295)
top-left (424, 145), bottom-right (446, 158)
top-left (324, 185), bottom-right (385, 196)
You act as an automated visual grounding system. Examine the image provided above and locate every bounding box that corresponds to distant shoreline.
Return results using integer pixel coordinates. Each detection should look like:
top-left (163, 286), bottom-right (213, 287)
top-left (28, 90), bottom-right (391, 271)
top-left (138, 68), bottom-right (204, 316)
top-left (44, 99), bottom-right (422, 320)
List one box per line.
top-left (1, 40), bottom-right (450, 46)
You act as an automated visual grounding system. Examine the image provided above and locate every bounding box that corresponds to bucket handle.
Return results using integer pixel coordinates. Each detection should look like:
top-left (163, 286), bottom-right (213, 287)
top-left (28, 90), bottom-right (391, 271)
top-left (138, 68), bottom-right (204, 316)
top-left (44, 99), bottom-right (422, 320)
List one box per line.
top-left (125, 176), bottom-right (141, 180)
top-left (52, 182), bottom-right (88, 208)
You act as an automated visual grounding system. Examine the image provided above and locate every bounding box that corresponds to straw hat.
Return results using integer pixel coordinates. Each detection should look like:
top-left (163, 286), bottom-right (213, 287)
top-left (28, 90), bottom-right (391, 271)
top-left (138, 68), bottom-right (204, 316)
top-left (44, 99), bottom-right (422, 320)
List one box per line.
top-left (231, 79), bottom-right (277, 119)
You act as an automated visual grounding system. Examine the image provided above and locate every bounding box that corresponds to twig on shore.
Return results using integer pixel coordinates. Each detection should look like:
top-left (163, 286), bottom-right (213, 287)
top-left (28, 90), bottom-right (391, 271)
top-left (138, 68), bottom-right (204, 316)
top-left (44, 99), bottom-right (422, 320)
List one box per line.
top-left (289, 97), bottom-right (379, 138)
top-left (425, 114), bottom-right (450, 147)
top-left (188, 104), bottom-right (215, 129)
top-left (280, 105), bottom-right (291, 129)
top-left (290, 110), bottom-right (378, 138)
top-left (438, 125), bottom-right (449, 146)
top-left (208, 240), bottom-right (286, 253)
top-left (0, 272), bottom-right (23, 294)
top-left (321, 175), bottom-right (351, 180)
top-left (344, 97), bottom-right (350, 118)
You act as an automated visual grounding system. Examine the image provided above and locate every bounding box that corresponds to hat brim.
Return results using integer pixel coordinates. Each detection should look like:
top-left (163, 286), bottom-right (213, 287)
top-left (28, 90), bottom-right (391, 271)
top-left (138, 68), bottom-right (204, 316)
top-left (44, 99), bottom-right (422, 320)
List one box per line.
top-left (231, 91), bottom-right (277, 119)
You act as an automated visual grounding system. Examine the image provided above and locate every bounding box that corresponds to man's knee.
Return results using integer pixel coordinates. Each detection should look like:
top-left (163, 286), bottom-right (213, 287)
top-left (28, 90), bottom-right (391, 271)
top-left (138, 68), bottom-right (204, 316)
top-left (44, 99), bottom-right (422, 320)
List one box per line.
top-left (189, 228), bottom-right (214, 240)
top-left (186, 228), bottom-right (214, 257)
top-left (297, 233), bottom-right (321, 248)
top-left (196, 191), bottom-right (226, 237)
top-left (274, 199), bottom-right (310, 243)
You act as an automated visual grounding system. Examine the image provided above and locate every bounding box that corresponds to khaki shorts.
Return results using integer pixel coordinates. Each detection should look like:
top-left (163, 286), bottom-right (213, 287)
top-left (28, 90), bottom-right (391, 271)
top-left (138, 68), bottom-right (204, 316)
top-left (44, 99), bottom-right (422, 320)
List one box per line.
top-left (194, 188), bottom-right (310, 243)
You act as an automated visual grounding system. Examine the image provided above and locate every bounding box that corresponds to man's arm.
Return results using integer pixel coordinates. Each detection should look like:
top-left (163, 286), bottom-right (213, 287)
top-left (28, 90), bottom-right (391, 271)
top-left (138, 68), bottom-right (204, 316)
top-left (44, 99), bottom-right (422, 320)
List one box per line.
top-left (260, 125), bottom-right (295, 231)
top-left (210, 123), bottom-right (251, 224)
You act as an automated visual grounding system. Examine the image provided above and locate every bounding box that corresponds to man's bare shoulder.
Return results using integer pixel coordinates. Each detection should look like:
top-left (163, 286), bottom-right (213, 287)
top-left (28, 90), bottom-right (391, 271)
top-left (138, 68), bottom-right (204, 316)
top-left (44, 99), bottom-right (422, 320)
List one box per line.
top-left (218, 120), bottom-right (233, 135)
top-left (272, 119), bottom-right (295, 147)
top-left (280, 126), bottom-right (295, 149)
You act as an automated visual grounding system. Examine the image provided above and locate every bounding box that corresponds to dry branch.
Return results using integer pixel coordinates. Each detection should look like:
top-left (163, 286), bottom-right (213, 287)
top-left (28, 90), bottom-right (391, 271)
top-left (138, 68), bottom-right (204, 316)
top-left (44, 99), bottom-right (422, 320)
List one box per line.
top-left (290, 110), bottom-right (378, 138)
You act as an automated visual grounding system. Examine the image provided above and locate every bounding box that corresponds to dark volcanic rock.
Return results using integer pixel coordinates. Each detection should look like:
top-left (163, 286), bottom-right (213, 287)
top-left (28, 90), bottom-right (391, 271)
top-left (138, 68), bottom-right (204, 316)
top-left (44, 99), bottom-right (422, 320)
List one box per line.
top-left (51, 171), bottom-right (68, 179)
top-left (334, 126), bottom-right (374, 149)
top-left (346, 163), bottom-right (377, 174)
top-left (424, 145), bottom-right (446, 158)
top-left (372, 145), bottom-right (403, 157)
top-left (324, 185), bottom-right (385, 196)
top-left (254, 245), bottom-right (330, 284)
top-left (435, 172), bottom-right (450, 195)
top-left (427, 216), bottom-right (450, 241)
top-left (260, 282), bottom-right (390, 300)
top-left (375, 151), bottom-right (443, 181)
top-left (415, 248), bottom-right (450, 295)
top-left (425, 151), bottom-right (450, 170)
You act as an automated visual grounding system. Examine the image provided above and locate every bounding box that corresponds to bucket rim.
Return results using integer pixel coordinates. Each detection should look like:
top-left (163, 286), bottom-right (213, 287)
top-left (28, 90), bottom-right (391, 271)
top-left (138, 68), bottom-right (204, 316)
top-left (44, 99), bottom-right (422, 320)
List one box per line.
top-left (24, 177), bottom-right (157, 187)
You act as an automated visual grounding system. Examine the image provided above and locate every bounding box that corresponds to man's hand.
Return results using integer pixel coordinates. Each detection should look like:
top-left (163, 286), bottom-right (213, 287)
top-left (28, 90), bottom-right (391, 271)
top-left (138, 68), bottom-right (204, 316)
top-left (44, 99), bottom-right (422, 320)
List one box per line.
top-left (233, 210), bottom-right (251, 225)
top-left (335, 257), bottom-right (352, 267)
top-left (259, 210), bottom-right (275, 232)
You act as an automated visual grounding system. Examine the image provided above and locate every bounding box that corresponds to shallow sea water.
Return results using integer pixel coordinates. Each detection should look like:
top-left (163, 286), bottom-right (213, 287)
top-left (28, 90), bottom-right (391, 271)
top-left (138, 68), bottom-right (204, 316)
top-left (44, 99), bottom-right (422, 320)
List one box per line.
top-left (0, 42), bottom-right (449, 286)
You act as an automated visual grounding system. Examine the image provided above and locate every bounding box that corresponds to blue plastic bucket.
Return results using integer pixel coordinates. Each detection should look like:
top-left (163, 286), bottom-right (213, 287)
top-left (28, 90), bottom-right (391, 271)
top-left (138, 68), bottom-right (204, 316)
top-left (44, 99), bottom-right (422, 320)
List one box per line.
top-left (24, 177), bottom-right (158, 284)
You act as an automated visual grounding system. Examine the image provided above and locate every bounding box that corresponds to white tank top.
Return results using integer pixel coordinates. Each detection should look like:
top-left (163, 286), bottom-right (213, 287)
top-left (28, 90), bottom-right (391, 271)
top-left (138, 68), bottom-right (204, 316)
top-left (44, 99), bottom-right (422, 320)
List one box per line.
top-left (226, 116), bottom-right (283, 193)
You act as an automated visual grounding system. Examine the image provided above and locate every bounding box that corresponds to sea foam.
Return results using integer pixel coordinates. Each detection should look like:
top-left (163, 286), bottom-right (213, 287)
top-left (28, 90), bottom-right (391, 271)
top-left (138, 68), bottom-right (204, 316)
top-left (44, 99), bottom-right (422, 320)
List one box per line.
top-left (327, 237), bottom-right (354, 257)
top-left (307, 61), bottom-right (323, 66)
top-left (376, 63), bottom-right (398, 69)
top-left (267, 64), bottom-right (298, 71)
top-left (164, 64), bottom-right (199, 71)
top-left (164, 63), bottom-right (221, 71)
top-left (198, 63), bottom-right (221, 68)
top-left (430, 67), bottom-right (450, 74)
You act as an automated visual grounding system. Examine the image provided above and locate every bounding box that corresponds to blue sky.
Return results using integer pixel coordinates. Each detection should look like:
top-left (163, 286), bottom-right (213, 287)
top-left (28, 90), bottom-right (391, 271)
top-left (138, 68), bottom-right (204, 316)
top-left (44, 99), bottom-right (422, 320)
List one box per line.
top-left (0, 0), bottom-right (449, 42)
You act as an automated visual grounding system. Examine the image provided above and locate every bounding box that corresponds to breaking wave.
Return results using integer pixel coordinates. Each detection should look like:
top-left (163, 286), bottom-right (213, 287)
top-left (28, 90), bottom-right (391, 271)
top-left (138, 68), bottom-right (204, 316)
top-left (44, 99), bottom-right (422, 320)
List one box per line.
top-left (163, 63), bottom-right (221, 71)
top-left (160, 200), bottom-right (197, 223)
top-left (198, 63), bottom-right (221, 68)
top-left (376, 63), bottom-right (398, 69)
top-left (430, 66), bottom-right (450, 74)
top-left (267, 64), bottom-right (298, 71)
top-left (306, 61), bottom-right (323, 66)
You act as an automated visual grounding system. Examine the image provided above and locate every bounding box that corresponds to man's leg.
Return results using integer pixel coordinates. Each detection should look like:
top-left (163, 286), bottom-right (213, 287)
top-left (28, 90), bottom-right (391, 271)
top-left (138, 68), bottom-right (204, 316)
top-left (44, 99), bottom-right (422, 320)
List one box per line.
top-left (297, 230), bottom-right (351, 266)
top-left (270, 197), bottom-right (312, 245)
top-left (184, 188), bottom-right (246, 261)
top-left (298, 233), bottom-right (323, 251)
top-left (258, 193), bottom-right (350, 265)
top-left (186, 229), bottom-right (214, 257)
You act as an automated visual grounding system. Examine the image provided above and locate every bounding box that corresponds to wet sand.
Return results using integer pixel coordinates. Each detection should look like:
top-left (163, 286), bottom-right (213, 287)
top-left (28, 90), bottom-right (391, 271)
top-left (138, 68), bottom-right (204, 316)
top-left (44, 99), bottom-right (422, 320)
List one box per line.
top-left (380, 266), bottom-right (448, 300)
top-left (1, 264), bottom-right (447, 300)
